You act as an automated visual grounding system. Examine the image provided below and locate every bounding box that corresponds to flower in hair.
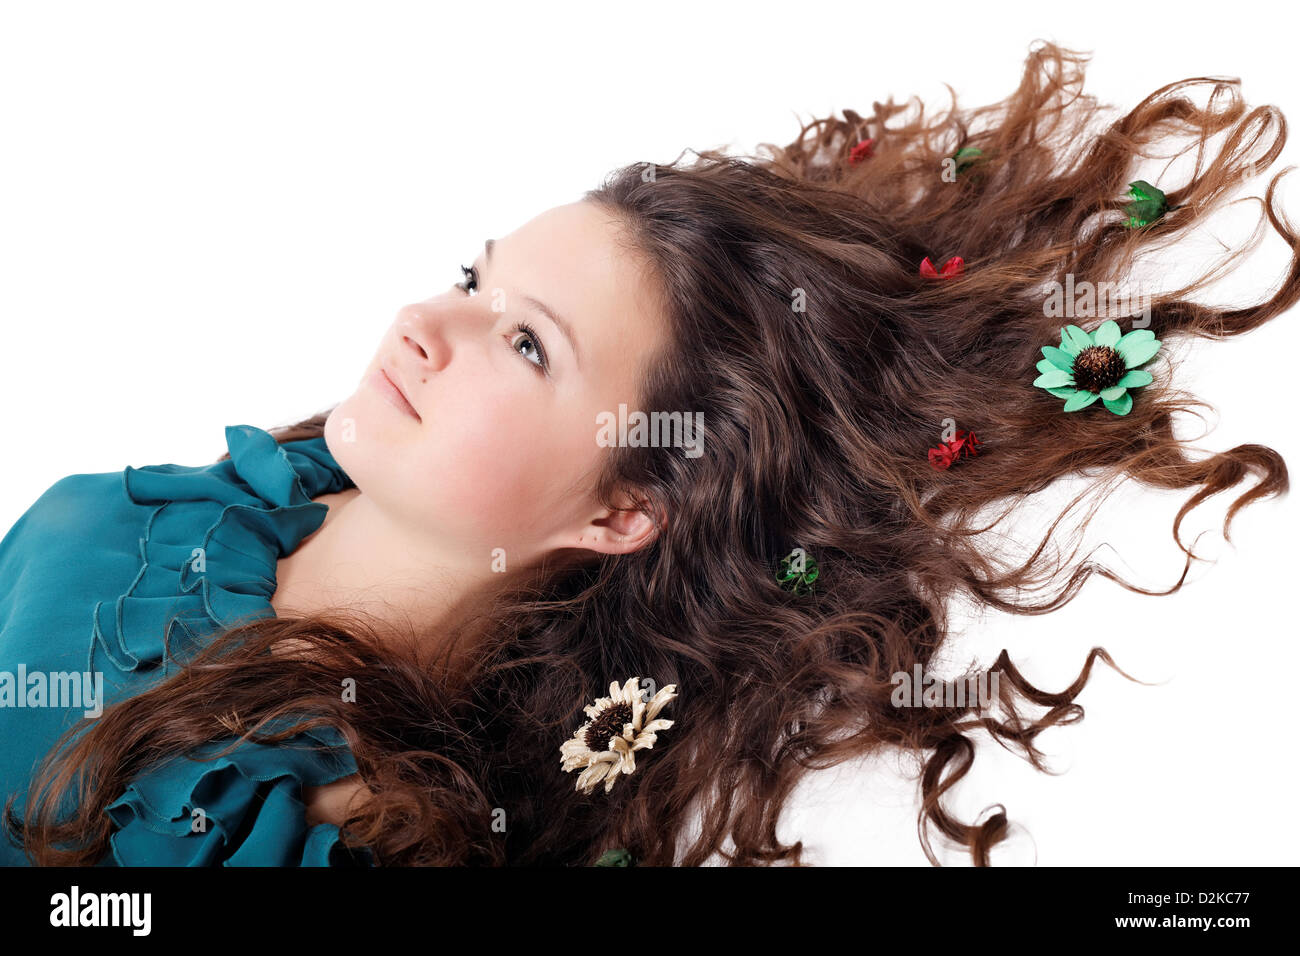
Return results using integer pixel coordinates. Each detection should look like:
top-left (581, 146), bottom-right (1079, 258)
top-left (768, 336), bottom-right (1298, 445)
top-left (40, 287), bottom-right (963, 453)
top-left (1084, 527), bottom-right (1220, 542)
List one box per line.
top-left (777, 547), bottom-right (820, 595)
top-left (594, 848), bottom-right (635, 866)
top-left (1121, 180), bottom-right (1169, 228)
top-left (952, 147), bottom-right (983, 174)
top-left (920, 255), bottom-right (964, 279)
top-left (849, 138), bottom-right (875, 164)
top-left (560, 677), bottom-right (677, 795)
top-left (929, 429), bottom-right (980, 470)
top-left (1033, 320), bottom-right (1161, 415)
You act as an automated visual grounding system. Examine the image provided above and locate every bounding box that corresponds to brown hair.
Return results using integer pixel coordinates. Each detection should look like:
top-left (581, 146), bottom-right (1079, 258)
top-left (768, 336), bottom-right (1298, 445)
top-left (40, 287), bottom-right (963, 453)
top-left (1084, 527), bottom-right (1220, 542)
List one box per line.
top-left (10, 41), bottom-right (1296, 865)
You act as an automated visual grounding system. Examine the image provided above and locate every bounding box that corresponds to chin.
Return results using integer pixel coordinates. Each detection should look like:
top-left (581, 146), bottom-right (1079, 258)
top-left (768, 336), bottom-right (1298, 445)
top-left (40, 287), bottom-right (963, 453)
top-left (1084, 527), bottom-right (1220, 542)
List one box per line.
top-left (324, 395), bottom-right (402, 484)
top-left (323, 401), bottom-right (365, 470)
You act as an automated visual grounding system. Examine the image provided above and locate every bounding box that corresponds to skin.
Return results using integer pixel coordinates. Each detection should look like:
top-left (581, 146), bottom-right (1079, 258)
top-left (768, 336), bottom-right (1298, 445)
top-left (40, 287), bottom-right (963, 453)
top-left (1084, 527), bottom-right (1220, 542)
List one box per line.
top-left (271, 199), bottom-right (673, 826)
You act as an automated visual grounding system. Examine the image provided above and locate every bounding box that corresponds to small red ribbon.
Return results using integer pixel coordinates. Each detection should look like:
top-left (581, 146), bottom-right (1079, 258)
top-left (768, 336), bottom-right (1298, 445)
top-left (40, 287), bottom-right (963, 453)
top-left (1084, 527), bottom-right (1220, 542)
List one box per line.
top-left (919, 255), bottom-right (964, 279)
top-left (928, 429), bottom-right (981, 470)
top-left (848, 138), bottom-right (875, 164)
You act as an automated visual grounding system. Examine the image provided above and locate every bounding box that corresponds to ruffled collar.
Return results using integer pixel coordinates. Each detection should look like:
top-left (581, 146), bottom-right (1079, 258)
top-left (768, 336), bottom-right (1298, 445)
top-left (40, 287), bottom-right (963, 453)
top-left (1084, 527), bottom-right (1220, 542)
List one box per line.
top-left (91, 424), bottom-right (355, 686)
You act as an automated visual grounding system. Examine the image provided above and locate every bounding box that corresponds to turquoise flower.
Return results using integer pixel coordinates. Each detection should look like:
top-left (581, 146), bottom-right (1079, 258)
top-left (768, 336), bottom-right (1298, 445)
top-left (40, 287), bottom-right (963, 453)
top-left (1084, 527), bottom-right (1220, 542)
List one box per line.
top-left (594, 848), bottom-right (635, 866)
top-left (1033, 320), bottom-right (1161, 415)
top-left (1122, 180), bottom-right (1169, 228)
top-left (952, 147), bottom-right (984, 174)
top-left (776, 548), bottom-right (819, 595)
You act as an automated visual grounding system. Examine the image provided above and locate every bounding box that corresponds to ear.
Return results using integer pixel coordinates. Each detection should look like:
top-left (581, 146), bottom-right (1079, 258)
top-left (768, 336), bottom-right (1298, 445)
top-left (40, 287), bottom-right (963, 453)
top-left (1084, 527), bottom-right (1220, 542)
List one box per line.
top-left (572, 491), bottom-right (665, 556)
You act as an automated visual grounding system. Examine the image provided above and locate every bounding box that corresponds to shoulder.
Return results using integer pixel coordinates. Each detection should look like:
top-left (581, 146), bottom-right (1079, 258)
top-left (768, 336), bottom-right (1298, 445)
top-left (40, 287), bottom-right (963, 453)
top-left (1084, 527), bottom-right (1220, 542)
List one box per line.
top-left (30, 470), bottom-right (123, 512)
top-left (1, 471), bottom-right (127, 553)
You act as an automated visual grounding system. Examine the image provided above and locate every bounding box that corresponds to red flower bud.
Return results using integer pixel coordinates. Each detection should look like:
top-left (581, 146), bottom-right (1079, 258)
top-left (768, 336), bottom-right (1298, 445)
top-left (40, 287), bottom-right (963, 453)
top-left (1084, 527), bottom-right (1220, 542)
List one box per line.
top-left (929, 445), bottom-right (956, 470)
top-left (929, 430), bottom-right (981, 469)
top-left (848, 138), bottom-right (875, 164)
top-left (920, 256), bottom-right (964, 279)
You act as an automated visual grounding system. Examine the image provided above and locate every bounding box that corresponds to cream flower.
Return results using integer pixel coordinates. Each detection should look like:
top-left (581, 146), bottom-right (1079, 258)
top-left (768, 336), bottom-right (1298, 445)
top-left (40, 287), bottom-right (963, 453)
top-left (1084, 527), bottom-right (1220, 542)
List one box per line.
top-left (560, 676), bottom-right (678, 795)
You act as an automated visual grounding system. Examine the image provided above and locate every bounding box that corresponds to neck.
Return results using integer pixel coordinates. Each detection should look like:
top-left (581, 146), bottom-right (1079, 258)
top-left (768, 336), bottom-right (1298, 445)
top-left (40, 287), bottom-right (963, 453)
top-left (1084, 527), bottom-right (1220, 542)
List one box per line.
top-left (271, 488), bottom-right (514, 670)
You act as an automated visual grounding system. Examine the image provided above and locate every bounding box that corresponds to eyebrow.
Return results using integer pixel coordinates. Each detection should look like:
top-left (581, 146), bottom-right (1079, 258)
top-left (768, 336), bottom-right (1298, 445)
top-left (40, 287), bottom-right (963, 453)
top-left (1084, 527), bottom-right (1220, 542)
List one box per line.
top-left (484, 238), bottom-right (583, 371)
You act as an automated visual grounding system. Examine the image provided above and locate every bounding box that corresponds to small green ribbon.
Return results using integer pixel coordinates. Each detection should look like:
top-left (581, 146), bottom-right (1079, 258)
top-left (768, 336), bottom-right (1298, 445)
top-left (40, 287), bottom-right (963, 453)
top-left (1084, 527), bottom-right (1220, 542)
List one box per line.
top-left (1122, 180), bottom-right (1169, 228)
top-left (776, 548), bottom-right (820, 596)
top-left (594, 848), bottom-right (635, 866)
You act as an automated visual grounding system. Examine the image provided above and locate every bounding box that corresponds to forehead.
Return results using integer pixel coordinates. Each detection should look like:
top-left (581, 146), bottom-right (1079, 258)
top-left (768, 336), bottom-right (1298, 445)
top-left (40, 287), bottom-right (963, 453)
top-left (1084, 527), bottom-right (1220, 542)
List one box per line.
top-left (495, 201), bottom-right (668, 389)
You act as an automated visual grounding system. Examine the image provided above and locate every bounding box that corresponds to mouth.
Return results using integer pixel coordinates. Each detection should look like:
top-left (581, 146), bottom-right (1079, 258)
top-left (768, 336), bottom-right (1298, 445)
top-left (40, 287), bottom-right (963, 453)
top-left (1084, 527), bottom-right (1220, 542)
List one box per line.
top-left (368, 366), bottom-right (422, 422)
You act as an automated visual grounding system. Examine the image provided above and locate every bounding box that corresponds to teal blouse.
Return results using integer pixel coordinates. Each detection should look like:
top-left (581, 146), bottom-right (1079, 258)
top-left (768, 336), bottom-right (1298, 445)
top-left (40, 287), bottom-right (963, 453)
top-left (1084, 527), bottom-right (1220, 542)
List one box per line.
top-left (0, 424), bottom-right (371, 866)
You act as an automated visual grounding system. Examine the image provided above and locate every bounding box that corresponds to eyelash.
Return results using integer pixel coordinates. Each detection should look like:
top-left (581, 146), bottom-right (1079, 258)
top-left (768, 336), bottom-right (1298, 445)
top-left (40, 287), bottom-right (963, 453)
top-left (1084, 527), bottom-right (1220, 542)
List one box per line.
top-left (456, 263), bottom-right (550, 376)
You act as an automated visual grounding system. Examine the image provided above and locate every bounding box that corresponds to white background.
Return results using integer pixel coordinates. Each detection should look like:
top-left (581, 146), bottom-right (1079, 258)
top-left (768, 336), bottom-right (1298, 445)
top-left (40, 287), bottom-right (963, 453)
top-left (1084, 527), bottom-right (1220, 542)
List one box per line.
top-left (1, 0), bottom-right (1295, 865)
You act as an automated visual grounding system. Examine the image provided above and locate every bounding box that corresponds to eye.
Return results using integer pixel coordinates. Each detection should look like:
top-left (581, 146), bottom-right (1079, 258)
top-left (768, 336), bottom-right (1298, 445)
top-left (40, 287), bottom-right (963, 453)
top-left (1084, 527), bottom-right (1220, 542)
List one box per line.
top-left (455, 260), bottom-right (550, 377)
top-left (455, 263), bottom-right (478, 295)
top-left (507, 322), bottom-right (549, 375)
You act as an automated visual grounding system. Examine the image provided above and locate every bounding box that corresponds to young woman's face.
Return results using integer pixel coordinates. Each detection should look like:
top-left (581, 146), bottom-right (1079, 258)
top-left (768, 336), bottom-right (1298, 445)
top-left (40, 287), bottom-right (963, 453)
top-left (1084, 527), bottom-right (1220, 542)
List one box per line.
top-left (325, 199), bottom-right (670, 565)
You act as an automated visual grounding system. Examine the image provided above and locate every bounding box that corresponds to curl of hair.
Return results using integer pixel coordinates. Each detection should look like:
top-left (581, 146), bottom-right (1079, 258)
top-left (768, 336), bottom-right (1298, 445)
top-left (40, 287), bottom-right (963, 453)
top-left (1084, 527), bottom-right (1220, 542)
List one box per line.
top-left (9, 41), bottom-right (1296, 866)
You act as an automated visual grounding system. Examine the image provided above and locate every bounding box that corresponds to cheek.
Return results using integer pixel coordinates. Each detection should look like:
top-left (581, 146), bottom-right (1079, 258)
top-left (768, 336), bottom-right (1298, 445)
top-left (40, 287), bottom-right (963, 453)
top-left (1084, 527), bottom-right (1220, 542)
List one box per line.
top-left (325, 382), bottom-right (603, 547)
top-left (409, 389), bottom-right (598, 542)
top-left (431, 395), bottom-right (569, 522)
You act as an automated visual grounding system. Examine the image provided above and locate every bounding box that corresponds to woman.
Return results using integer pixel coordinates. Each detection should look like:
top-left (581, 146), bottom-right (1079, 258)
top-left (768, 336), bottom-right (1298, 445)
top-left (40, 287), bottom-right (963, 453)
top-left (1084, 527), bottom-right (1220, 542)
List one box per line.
top-left (2, 41), bottom-right (1295, 866)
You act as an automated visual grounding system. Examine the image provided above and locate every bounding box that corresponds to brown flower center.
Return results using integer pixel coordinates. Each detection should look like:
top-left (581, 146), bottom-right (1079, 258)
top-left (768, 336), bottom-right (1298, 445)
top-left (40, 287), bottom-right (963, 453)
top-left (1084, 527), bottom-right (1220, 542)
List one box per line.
top-left (1071, 345), bottom-right (1127, 393)
top-left (584, 701), bottom-right (634, 752)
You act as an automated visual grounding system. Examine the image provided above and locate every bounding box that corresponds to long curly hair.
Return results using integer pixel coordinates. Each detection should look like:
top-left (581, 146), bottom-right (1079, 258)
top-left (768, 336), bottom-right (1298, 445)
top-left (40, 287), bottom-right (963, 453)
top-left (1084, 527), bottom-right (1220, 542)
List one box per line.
top-left (10, 41), bottom-right (1297, 865)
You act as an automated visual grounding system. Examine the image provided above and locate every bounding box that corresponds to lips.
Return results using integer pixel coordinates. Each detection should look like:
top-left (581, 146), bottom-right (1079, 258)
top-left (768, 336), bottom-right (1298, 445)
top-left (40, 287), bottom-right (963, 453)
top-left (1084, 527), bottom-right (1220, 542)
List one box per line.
top-left (385, 368), bottom-right (421, 419)
top-left (369, 366), bottom-right (421, 421)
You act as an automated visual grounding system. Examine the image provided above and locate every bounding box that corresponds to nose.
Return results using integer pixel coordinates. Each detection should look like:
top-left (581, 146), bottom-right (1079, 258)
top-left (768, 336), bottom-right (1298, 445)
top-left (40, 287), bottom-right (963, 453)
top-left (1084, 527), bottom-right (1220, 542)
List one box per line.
top-left (394, 303), bottom-right (453, 375)
top-left (403, 333), bottom-right (428, 361)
